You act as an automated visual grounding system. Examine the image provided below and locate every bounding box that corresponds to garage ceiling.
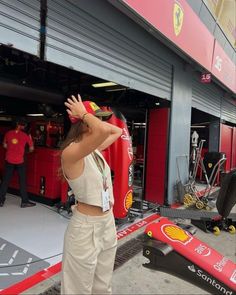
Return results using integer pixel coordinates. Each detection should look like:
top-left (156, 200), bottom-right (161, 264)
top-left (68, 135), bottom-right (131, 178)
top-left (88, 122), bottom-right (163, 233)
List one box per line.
top-left (0, 45), bottom-right (167, 122)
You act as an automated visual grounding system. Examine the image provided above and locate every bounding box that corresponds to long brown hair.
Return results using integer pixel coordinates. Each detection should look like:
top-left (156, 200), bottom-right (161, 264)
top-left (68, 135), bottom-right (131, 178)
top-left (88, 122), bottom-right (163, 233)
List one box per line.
top-left (58, 121), bottom-right (87, 179)
top-left (60, 121), bottom-right (87, 150)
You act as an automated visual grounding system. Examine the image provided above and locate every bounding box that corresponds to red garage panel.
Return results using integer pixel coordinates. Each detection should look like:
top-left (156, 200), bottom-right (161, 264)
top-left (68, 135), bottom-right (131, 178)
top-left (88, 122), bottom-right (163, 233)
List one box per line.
top-left (220, 124), bottom-right (233, 172)
top-left (0, 146), bottom-right (61, 201)
top-left (34, 148), bottom-right (61, 199)
top-left (145, 108), bottom-right (169, 204)
top-left (232, 127), bottom-right (236, 169)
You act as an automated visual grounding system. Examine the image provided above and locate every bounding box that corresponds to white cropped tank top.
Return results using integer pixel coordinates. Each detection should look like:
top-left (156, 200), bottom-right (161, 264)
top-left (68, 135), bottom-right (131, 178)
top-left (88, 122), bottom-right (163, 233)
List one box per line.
top-left (62, 149), bottom-right (114, 208)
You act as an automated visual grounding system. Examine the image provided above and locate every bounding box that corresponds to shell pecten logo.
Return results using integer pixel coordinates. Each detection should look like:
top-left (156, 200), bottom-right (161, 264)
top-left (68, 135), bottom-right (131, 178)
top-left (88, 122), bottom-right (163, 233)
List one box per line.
top-left (124, 190), bottom-right (133, 211)
top-left (11, 138), bottom-right (18, 144)
top-left (161, 224), bottom-right (193, 245)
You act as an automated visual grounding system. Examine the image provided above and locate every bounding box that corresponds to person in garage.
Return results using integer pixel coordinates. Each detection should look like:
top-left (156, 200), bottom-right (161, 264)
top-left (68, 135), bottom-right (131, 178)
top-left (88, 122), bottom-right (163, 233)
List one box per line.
top-left (60, 94), bottom-right (122, 295)
top-left (0, 118), bottom-right (36, 208)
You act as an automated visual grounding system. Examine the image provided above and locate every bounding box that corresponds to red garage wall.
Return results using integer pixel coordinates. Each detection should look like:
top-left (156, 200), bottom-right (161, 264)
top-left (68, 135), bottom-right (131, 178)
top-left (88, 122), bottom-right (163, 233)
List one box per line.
top-left (145, 108), bottom-right (169, 204)
top-left (220, 124), bottom-right (233, 172)
top-left (0, 146), bottom-right (61, 201)
top-left (232, 127), bottom-right (236, 169)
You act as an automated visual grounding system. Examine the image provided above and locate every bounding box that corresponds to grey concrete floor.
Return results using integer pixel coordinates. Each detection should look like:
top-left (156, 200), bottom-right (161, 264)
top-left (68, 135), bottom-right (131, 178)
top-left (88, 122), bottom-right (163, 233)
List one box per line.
top-left (21, 217), bottom-right (236, 295)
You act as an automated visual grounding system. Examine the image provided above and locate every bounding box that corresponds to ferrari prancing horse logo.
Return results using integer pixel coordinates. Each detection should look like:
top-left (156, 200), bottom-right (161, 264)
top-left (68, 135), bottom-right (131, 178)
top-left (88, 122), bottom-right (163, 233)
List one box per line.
top-left (173, 1), bottom-right (184, 36)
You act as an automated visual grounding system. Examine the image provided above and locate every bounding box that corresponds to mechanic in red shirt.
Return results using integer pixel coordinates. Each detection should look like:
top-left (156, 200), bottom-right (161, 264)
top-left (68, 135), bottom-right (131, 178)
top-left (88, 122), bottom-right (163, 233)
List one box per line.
top-left (0, 118), bottom-right (36, 208)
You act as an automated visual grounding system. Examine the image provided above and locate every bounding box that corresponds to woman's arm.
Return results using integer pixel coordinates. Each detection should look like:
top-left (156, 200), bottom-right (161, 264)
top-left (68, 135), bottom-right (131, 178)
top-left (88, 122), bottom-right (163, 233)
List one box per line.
top-left (97, 122), bottom-right (122, 152)
top-left (62, 95), bottom-right (111, 164)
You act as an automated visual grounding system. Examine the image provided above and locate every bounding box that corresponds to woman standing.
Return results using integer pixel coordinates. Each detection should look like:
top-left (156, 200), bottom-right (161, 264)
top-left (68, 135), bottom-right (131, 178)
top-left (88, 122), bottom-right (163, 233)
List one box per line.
top-left (60, 94), bottom-right (122, 295)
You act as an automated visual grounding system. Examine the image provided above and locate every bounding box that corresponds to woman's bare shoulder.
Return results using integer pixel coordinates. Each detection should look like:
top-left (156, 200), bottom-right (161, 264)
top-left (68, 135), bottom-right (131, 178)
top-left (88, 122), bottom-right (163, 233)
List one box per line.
top-left (61, 141), bottom-right (78, 159)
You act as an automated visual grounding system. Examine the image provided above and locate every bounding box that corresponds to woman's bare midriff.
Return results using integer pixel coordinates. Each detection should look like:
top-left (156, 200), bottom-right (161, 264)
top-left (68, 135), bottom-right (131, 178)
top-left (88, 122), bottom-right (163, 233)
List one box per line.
top-left (75, 201), bottom-right (110, 216)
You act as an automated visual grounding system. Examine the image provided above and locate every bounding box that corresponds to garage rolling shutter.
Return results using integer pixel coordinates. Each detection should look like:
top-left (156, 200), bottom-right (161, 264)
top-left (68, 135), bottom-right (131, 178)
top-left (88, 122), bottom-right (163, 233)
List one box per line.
top-left (0, 0), bottom-right (40, 56)
top-left (45, 0), bottom-right (172, 100)
top-left (221, 99), bottom-right (236, 124)
top-left (192, 75), bottom-right (223, 117)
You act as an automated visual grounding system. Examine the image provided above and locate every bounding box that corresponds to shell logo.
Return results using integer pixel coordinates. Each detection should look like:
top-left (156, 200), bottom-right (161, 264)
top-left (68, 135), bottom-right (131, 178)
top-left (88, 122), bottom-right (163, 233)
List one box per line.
top-left (124, 190), bottom-right (133, 212)
top-left (161, 224), bottom-right (193, 245)
top-left (208, 163), bottom-right (213, 168)
top-left (173, 1), bottom-right (184, 36)
top-left (11, 138), bottom-right (18, 144)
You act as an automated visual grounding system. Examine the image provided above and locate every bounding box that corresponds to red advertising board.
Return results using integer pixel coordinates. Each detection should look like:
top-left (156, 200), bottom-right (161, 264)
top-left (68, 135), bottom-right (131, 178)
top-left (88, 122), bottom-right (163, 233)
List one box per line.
top-left (120, 0), bottom-right (236, 93)
top-left (211, 41), bottom-right (236, 93)
top-left (121, 0), bottom-right (214, 71)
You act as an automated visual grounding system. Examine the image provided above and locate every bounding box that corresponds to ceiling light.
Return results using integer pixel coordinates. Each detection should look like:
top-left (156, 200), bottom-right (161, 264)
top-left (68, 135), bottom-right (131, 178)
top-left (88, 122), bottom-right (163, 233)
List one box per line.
top-left (134, 123), bottom-right (146, 126)
top-left (92, 82), bottom-right (117, 88)
top-left (0, 117), bottom-right (12, 121)
top-left (26, 113), bottom-right (44, 117)
top-left (106, 88), bottom-right (127, 92)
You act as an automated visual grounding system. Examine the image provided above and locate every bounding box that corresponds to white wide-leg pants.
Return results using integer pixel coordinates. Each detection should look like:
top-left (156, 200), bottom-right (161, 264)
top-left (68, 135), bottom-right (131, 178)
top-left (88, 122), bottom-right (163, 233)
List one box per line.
top-left (61, 208), bottom-right (117, 295)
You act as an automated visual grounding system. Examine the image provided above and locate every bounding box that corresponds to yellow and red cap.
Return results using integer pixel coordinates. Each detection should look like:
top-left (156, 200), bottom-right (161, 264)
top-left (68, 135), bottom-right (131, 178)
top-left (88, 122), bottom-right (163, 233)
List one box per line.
top-left (69, 101), bottom-right (113, 124)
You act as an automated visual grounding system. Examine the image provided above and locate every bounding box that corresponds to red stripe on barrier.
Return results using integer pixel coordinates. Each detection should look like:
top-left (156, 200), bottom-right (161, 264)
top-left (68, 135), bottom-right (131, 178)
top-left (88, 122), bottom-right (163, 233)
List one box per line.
top-left (117, 213), bottom-right (160, 239)
top-left (0, 263), bottom-right (62, 295)
top-left (171, 203), bottom-right (182, 208)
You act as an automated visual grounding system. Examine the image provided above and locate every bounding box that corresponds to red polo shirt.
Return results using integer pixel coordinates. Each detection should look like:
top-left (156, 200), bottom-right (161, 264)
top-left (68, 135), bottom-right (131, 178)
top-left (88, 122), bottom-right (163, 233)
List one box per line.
top-left (4, 129), bottom-right (34, 164)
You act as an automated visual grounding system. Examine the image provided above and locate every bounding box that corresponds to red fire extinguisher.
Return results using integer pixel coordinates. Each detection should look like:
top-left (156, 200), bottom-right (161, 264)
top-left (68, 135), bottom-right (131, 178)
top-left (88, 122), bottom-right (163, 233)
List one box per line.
top-left (101, 107), bottom-right (134, 220)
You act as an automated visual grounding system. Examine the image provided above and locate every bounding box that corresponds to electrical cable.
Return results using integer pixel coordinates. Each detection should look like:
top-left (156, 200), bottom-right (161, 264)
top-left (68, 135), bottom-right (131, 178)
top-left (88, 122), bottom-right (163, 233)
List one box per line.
top-left (38, 203), bottom-right (71, 220)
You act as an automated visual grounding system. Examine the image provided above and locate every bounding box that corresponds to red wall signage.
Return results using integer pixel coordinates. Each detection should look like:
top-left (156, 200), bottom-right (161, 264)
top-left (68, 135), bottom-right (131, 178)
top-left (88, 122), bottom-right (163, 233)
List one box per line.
top-left (122, 0), bottom-right (214, 71)
top-left (121, 0), bottom-right (236, 93)
top-left (211, 41), bottom-right (236, 93)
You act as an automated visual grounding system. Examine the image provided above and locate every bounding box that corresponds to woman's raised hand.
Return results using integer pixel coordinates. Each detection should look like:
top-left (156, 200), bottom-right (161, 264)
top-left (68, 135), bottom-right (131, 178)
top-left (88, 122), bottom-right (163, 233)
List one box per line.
top-left (65, 94), bottom-right (87, 119)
